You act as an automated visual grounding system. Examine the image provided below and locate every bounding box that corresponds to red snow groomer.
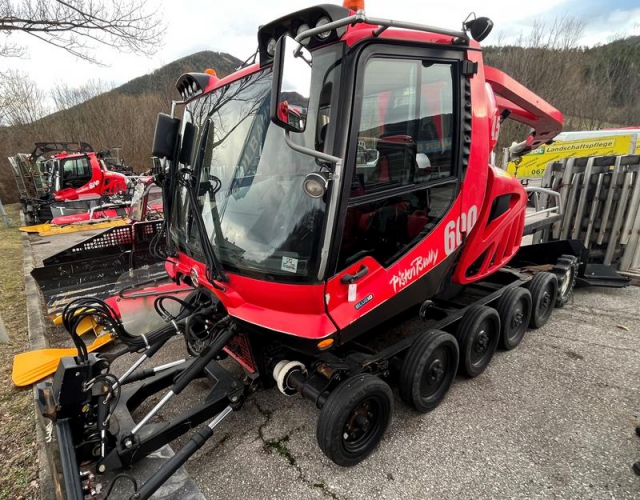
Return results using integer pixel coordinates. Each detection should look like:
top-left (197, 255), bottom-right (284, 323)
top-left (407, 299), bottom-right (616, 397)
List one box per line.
top-left (11, 142), bottom-right (130, 223)
top-left (38, 3), bottom-right (586, 498)
top-left (43, 143), bottom-right (129, 205)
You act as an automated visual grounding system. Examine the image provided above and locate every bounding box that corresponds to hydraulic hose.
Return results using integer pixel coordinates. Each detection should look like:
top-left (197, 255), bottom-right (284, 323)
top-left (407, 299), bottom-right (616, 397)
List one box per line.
top-left (62, 289), bottom-right (217, 355)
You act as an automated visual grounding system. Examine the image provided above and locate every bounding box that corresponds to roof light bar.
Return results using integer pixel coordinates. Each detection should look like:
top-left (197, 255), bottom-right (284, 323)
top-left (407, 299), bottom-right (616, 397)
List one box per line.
top-left (295, 11), bottom-right (469, 45)
top-left (258, 5), bottom-right (352, 65)
top-left (175, 72), bottom-right (213, 101)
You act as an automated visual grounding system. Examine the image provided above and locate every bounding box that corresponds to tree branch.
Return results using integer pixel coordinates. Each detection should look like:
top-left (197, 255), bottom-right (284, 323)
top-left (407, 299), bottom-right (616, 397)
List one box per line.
top-left (0, 0), bottom-right (165, 64)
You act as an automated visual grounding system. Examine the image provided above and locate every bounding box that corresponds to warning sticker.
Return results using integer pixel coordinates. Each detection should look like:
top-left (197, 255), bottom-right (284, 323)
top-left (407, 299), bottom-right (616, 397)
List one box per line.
top-left (348, 283), bottom-right (357, 302)
top-left (281, 256), bottom-right (298, 273)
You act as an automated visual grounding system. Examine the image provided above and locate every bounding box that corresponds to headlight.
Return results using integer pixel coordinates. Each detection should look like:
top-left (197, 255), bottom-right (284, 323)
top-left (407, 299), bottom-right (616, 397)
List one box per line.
top-left (303, 172), bottom-right (330, 198)
top-left (266, 37), bottom-right (277, 56)
top-left (297, 24), bottom-right (310, 45)
top-left (315, 16), bottom-right (331, 40)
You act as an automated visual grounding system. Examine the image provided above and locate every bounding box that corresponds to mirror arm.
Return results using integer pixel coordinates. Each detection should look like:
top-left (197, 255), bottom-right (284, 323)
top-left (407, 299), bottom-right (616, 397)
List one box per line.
top-left (170, 99), bottom-right (186, 119)
top-left (283, 129), bottom-right (341, 166)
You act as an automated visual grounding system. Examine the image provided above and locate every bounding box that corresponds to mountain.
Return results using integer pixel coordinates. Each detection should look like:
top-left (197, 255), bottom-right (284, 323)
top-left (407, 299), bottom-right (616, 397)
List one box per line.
top-left (117, 51), bottom-right (243, 96)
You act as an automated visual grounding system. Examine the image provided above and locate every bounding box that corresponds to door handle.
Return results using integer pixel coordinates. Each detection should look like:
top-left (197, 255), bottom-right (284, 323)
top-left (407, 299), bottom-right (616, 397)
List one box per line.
top-left (340, 265), bottom-right (369, 284)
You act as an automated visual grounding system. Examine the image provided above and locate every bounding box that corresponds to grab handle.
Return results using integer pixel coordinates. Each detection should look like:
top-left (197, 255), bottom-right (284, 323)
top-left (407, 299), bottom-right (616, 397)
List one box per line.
top-left (340, 265), bottom-right (369, 284)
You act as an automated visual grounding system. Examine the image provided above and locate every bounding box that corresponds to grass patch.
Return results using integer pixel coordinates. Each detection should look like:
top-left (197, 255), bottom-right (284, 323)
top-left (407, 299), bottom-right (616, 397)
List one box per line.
top-left (264, 435), bottom-right (297, 467)
top-left (0, 204), bottom-right (39, 500)
top-left (313, 481), bottom-right (340, 500)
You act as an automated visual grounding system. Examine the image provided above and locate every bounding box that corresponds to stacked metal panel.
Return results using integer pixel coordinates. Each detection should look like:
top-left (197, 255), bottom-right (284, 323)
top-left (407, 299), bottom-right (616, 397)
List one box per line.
top-left (7, 153), bottom-right (50, 199)
top-left (537, 154), bottom-right (640, 271)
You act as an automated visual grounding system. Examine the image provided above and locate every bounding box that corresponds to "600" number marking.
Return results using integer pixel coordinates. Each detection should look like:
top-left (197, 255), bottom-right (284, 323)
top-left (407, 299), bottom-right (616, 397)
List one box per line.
top-left (444, 206), bottom-right (478, 256)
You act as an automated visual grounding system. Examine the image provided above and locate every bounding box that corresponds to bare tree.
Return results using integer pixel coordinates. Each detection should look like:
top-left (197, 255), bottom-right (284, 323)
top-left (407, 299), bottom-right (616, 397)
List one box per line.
top-left (486, 17), bottom-right (589, 151)
top-left (0, 69), bottom-right (48, 125)
top-left (0, 0), bottom-right (164, 64)
top-left (51, 79), bottom-right (115, 111)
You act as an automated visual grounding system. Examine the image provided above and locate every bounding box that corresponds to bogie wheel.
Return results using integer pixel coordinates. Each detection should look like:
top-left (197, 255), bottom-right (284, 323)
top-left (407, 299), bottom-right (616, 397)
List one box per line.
top-left (317, 374), bottom-right (393, 467)
top-left (456, 305), bottom-right (501, 378)
top-left (527, 272), bottom-right (558, 329)
top-left (551, 255), bottom-right (578, 308)
top-left (399, 330), bottom-right (459, 413)
top-left (496, 287), bottom-right (532, 350)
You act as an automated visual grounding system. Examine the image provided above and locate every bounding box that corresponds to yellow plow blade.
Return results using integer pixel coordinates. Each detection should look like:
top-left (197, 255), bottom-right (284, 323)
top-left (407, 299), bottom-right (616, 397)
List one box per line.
top-left (19, 219), bottom-right (127, 236)
top-left (51, 312), bottom-right (99, 336)
top-left (11, 333), bottom-right (113, 387)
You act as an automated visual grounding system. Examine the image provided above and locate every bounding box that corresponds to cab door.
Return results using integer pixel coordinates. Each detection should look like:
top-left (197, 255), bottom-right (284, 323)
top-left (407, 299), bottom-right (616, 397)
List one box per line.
top-left (325, 47), bottom-right (466, 342)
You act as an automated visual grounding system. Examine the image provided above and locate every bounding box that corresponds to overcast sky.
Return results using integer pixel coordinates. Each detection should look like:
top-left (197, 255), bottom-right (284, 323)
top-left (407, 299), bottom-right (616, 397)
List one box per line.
top-left (4, 0), bottom-right (640, 91)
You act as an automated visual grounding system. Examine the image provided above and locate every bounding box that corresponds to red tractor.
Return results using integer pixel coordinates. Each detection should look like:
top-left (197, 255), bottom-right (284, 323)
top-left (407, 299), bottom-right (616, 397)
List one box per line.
top-left (37, 3), bottom-right (586, 498)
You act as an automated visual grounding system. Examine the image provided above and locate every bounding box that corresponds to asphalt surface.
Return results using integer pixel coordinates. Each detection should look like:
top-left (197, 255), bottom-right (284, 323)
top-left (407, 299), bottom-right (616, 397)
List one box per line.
top-left (29, 232), bottom-right (640, 499)
top-left (123, 286), bottom-right (639, 500)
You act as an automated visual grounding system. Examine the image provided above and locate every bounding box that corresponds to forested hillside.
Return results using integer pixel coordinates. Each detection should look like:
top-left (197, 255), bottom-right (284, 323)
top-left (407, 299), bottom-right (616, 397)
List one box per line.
top-left (0, 51), bottom-right (242, 203)
top-left (485, 29), bottom-right (640, 150)
top-left (1, 31), bottom-right (638, 204)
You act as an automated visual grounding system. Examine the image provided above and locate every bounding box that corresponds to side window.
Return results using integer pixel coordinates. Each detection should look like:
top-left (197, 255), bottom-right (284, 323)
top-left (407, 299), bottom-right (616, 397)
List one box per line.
top-left (353, 59), bottom-right (455, 197)
top-left (338, 183), bottom-right (456, 268)
top-left (61, 158), bottom-right (92, 188)
top-left (337, 56), bottom-right (458, 270)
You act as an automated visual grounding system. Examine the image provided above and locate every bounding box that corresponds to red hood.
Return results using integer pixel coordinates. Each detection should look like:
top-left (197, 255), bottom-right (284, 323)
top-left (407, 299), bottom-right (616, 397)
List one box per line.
top-left (54, 188), bottom-right (79, 201)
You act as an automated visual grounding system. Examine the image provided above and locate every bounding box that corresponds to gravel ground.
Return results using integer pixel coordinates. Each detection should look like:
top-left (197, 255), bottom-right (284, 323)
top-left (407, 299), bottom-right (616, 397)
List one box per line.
top-left (29, 234), bottom-right (640, 499)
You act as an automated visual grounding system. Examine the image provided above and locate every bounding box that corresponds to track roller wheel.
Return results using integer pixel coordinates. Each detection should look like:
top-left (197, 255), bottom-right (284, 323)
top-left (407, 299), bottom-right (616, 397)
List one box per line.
top-left (551, 255), bottom-right (578, 308)
top-left (527, 272), bottom-right (558, 329)
top-left (456, 305), bottom-right (500, 378)
top-left (399, 330), bottom-right (458, 413)
top-left (316, 374), bottom-right (392, 466)
top-left (496, 287), bottom-right (532, 350)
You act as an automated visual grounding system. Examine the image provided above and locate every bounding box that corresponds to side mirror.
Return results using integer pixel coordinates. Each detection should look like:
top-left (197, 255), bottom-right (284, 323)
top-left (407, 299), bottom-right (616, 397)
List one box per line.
top-left (152, 113), bottom-right (181, 161)
top-left (270, 35), bottom-right (312, 133)
top-left (179, 121), bottom-right (195, 165)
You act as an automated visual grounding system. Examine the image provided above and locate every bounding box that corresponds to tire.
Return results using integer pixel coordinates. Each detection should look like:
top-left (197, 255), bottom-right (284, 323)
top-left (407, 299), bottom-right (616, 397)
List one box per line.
top-left (399, 330), bottom-right (459, 413)
top-left (317, 374), bottom-right (393, 467)
top-left (551, 255), bottom-right (578, 308)
top-left (527, 272), bottom-right (558, 329)
top-left (496, 287), bottom-right (532, 350)
top-left (455, 305), bottom-right (500, 378)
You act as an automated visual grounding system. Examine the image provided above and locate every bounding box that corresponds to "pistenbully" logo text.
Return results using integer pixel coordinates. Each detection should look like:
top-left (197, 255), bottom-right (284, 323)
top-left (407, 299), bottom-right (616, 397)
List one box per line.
top-left (389, 249), bottom-right (438, 292)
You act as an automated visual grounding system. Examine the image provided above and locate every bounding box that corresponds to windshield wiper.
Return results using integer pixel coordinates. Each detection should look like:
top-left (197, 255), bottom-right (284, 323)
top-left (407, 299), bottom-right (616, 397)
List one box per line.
top-left (217, 239), bottom-right (246, 263)
top-left (180, 172), bottom-right (228, 287)
top-left (191, 118), bottom-right (233, 284)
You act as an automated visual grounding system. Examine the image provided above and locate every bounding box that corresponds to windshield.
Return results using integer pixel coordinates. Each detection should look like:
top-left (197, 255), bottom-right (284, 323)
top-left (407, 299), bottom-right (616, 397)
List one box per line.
top-left (170, 45), bottom-right (341, 283)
